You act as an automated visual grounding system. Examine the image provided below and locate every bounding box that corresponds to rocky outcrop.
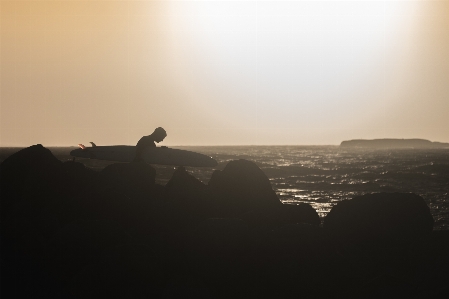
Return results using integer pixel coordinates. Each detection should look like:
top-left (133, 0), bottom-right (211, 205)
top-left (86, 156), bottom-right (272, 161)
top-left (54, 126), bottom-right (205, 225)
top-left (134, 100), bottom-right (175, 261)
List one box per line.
top-left (100, 162), bottom-right (156, 194)
top-left (157, 167), bottom-right (210, 233)
top-left (321, 193), bottom-right (436, 296)
top-left (208, 159), bottom-right (282, 217)
top-left (184, 218), bottom-right (252, 296)
top-left (0, 144), bottom-right (65, 211)
top-left (165, 166), bottom-right (206, 199)
top-left (279, 203), bottom-right (321, 226)
top-left (324, 192), bottom-right (434, 246)
top-left (187, 218), bottom-right (250, 257)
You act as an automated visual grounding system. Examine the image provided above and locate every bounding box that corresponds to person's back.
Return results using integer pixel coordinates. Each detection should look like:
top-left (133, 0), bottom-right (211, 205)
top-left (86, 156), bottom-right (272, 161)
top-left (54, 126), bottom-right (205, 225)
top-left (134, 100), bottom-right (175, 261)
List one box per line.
top-left (136, 135), bottom-right (157, 149)
top-left (134, 127), bottom-right (167, 162)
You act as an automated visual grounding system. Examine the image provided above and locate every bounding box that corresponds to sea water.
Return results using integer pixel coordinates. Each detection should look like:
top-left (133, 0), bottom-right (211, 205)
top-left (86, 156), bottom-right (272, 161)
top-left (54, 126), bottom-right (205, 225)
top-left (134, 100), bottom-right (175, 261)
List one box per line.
top-left (1, 146), bottom-right (448, 229)
top-left (174, 146), bottom-right (449, 230)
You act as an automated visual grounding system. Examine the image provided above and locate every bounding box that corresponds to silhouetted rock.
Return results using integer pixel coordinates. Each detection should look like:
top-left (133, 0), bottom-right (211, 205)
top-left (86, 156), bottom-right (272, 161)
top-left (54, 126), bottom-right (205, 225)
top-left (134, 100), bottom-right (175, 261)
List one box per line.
top-left (147, 167), bottom-right (212, 233)
top-left (256, 223), bottom-right (324, 297)
top-left (208, 159), bottom-right (282, 217)
top-left (187, 218), bottom-right (250, 257)
top-left (0, 144), bottom-right (65, 212)
top-left (238, 210), bottom-right (282, 236)
top-left (80, 188), bottom-right (161, 238)
top-left (408, 230), bottom-right (449, 296)
top-left (53, 219), bottom-right (129, 255)
top-left (100, 162), bottom-right (156, 193)
top-left (49, 219), bottom-right (130, 278)
top-left (68, 238), bottom-right (177, 298)
top-left (0, 145), bottom-right (77, 246)
top-left (0, 144), bottom-right (61, 175)
top-left (260, 223), bottom-right (322, 257)
top-left (324, 193), bottom-right (434, 247)
top-left (62, 160), bottom-right (95, 178)
top-left (279, 203), bottom-right (321, 226)
top-left (165, 166), bottom-right (206, 199)
top-left (185, 218), bottom-right (252, 296)
top-left (62, 161), bottom-right (98, 195)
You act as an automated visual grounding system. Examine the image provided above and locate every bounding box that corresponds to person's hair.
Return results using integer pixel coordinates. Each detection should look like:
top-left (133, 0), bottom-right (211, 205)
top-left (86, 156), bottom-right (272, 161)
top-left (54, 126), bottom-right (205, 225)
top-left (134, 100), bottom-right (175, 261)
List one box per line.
top-left (153, 127), bottom-right (167, 137)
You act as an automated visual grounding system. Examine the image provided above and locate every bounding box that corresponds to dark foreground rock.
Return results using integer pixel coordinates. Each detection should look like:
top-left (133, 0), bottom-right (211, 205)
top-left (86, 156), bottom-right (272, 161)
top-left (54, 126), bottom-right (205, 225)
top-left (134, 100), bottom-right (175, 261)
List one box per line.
top-left (208, 159), bottom-right (282, 217)
top-left (0, 144), bottom-right (64, 212)
top-left (323, 192), bottom-right (436, 286)
top-left (279, 202), bottom-right (321, 226)
top-left (101, 161), bottom-right (157, 194)
top-left (156, 166), bottom-right (211, 234)
top-left (324, 192), bottom-right (434, 246)
top-left (1, 145), bottom-right (448, 298)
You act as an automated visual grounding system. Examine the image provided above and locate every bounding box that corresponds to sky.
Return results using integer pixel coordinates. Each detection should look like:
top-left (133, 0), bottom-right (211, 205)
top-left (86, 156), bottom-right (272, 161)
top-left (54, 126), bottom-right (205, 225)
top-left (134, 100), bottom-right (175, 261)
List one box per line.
top-left (1, 0), bottom-right (448, 146)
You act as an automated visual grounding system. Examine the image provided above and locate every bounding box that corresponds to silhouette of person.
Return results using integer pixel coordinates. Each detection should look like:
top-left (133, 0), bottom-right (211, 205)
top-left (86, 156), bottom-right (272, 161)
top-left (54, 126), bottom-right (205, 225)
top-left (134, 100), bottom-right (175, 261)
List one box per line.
top-left (134, 127), bottom-right (167, 162)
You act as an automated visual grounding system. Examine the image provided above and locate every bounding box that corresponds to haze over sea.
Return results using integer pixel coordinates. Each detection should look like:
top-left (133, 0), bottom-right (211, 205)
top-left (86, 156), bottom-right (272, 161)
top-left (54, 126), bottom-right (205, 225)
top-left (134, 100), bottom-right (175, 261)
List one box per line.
top-left (1, 146), bottom-right (448, 230)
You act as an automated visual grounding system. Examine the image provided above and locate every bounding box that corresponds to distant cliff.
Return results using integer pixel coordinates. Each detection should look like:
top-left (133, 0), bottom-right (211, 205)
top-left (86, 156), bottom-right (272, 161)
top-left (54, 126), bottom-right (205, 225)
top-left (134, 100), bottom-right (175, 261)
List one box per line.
top-left (340, 139), bottom-right (449, 149)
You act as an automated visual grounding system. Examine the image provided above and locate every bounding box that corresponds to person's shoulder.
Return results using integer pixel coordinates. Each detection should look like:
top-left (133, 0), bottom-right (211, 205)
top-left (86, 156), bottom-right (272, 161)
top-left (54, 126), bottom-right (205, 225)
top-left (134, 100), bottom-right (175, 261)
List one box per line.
top-left (139, 135), bottom-right (153, 140)
top-left (137, 135), bottom-right (156, 146)
top-left (137, 135), bottom-right (150, 144)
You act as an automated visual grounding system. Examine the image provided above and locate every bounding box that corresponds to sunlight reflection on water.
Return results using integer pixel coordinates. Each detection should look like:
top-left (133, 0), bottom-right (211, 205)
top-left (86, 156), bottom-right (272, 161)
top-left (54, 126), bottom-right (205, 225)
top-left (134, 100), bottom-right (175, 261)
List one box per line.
top-left (179, 146), bottom-right (449, 230)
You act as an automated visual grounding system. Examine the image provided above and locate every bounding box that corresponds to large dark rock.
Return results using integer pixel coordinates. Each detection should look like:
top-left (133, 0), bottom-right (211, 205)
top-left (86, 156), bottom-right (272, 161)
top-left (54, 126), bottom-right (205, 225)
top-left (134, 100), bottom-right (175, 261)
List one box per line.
top-left (50, 219), bottom-right (130, 278)
top-left (184, 218), bottom-right (252, 296)
top-left (208, 159), bottom-right (282, 217)
top-left (157, 167), bottom-right (211, 232)
top-left (259, 223), bottom-right (323, 259)
top-left (0, 144), bottom-right (62, 177)
top-left (324, 193), bottom-right (434, 247)
top-left (0, 145), bottom-right (64, 209)
top-left (165, 166), bottom-right (206, 199)
top-left (0, 144), bottom-right (69, 227)
top-left (254, 223), bottom-right (324, 297)
top-left (279, 203), bottom-right (321, 226)
top-left (100, 162), bottom-right (156, 194)
top-left (238, 209), bottom-right (282, 236)
top-left (187, 218), bottom-right (250, 257)
top-left (62, 160), bottom-right (96, 180)
top-left (322, 194), bottom-right (436, 292)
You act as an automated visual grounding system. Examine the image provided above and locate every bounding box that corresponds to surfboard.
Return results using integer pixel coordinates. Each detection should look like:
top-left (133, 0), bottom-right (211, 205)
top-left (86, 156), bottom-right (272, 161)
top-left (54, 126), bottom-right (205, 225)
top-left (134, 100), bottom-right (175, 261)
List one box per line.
top-left (70, 146), bottom-right (218, 167)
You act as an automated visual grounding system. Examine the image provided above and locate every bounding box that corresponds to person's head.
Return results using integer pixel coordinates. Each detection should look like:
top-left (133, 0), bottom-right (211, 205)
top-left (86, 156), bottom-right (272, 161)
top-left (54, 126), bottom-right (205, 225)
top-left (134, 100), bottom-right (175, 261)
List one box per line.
top-left (152, 127), bottom-right (167, 143)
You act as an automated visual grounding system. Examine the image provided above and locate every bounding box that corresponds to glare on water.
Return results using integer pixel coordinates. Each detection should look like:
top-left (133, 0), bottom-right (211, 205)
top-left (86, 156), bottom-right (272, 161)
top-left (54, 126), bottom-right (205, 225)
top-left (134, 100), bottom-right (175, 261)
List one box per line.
top-left (177, 146), bottom-right (449, 230)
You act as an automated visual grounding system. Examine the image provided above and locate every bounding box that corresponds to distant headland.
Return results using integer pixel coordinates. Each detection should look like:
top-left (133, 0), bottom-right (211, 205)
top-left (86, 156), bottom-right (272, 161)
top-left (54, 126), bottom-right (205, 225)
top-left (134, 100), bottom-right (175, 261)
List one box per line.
top-left (340, 138), bottom-right (449, 149)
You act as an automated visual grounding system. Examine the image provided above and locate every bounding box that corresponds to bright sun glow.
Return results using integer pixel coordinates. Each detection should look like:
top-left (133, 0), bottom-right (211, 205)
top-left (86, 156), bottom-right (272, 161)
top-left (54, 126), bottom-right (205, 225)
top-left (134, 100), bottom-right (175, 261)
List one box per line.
top-left (167, 1), bottom-right (419, 130)
top-left (2, 0), bottom-right (447, 146)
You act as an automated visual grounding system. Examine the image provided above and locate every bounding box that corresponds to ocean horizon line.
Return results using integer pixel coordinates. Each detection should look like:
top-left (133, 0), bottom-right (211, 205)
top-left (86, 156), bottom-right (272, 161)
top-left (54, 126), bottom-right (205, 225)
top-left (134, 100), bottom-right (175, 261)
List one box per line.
top-left (0, 144), bottom-right (341, 148)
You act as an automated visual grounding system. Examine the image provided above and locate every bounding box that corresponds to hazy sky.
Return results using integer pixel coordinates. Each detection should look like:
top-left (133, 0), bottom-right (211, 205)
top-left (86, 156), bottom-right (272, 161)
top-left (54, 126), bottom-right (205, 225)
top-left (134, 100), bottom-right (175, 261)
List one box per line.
top-left (1, 0), bottom-right (448, 146)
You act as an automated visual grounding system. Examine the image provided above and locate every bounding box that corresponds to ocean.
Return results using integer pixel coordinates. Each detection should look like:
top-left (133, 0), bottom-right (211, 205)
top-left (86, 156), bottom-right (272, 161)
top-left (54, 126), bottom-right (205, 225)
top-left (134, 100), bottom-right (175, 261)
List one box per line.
top-left (1, 146), bottom-right (448, 230)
